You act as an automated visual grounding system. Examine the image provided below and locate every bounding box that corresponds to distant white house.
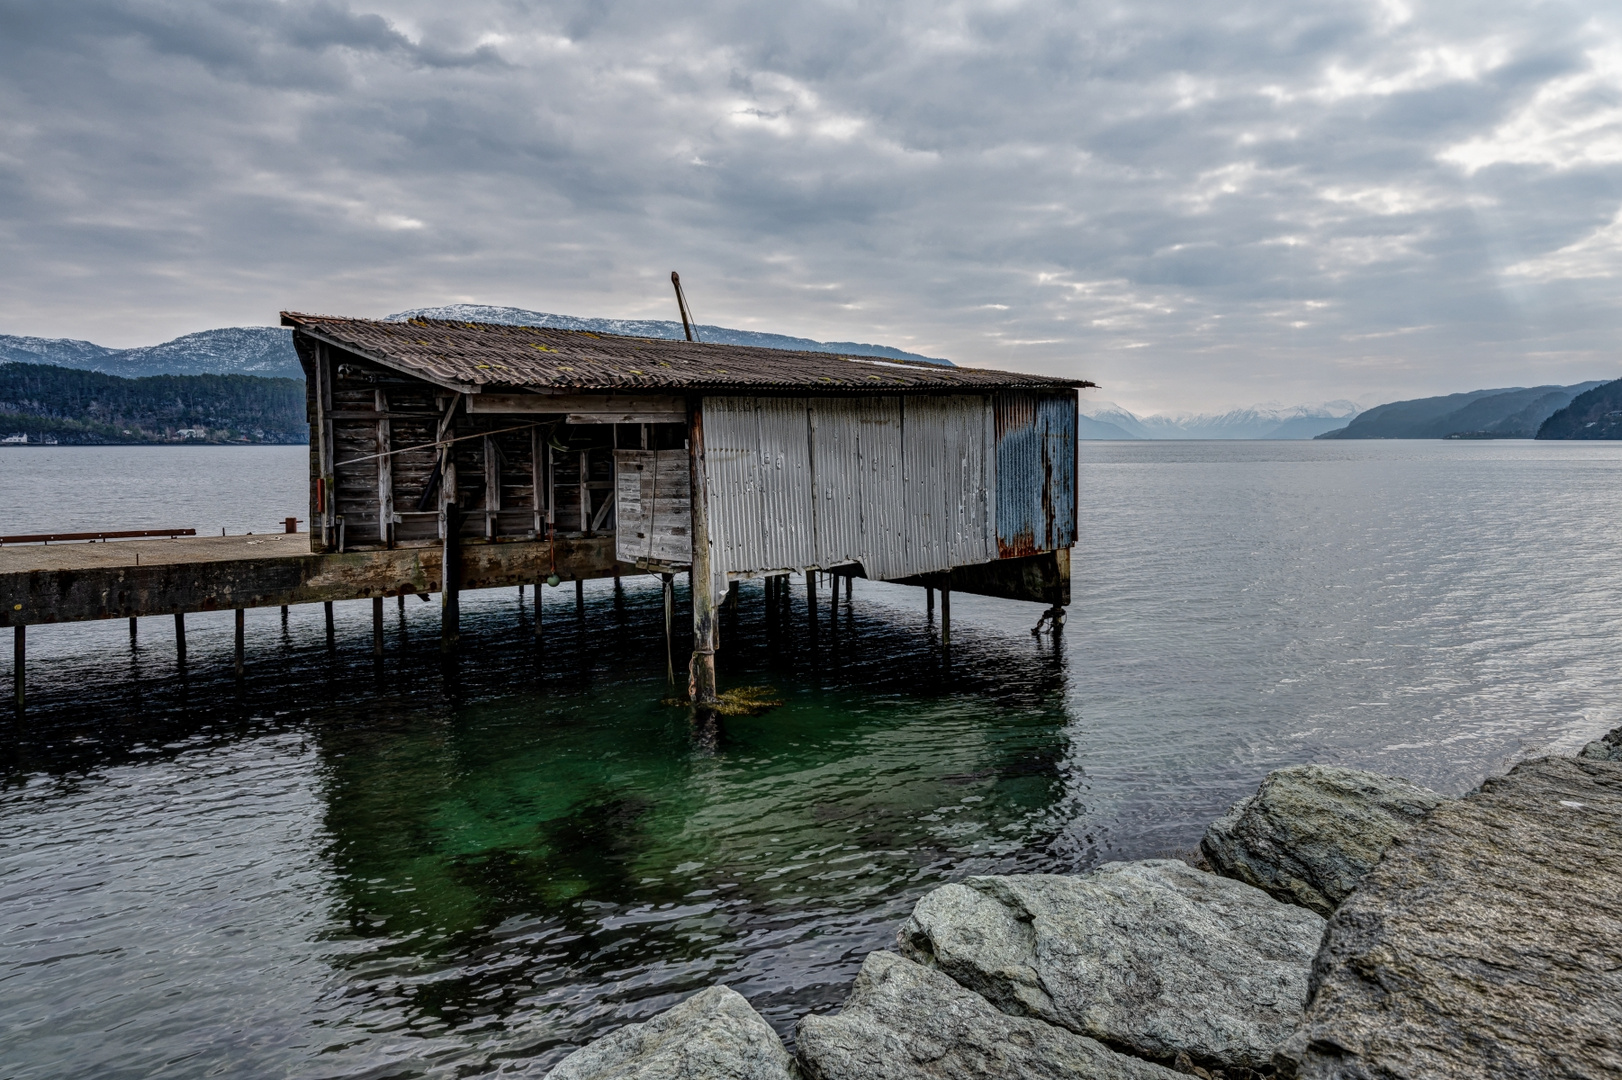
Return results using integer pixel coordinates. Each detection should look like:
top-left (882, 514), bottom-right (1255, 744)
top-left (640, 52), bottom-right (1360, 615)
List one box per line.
top-left (174, 428), bottom-right (204, 439)
top-left (2, 434), bottom-right (26, 444)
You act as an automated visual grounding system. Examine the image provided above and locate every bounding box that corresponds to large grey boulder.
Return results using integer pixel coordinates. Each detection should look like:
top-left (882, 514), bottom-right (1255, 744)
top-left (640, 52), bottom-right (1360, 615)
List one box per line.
top-left (797, 950), bottom-right (1179, 1080)
top-left (1579, 723), bottom-right (1622, 762)
top-left (543, 985), bottom-right (793, 1080)
top-left (897, 860), bottom-right (1325, 1071)
top-left (1275, 755), bottom-right (1622, 1080)
top-left (1201, 765), bottom-right (1445, 916)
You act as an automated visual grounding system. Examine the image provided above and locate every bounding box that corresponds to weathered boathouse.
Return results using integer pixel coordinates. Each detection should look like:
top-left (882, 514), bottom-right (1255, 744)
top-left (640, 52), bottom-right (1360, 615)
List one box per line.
top-left (283, 312), bottom-right (1089, 703)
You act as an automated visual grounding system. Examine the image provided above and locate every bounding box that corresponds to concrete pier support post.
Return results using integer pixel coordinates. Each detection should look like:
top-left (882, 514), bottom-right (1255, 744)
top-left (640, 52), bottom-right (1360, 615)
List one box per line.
top-left (687, 396), bottom-right (718, 706)
top-left (13, 624), bottom-right (22, 710)
top-left (174, 612), bottom-right (187, 665)
top-left (372, 596), bottom-right (384, 657)
top-left (234, 609), bottom-right (245, 677)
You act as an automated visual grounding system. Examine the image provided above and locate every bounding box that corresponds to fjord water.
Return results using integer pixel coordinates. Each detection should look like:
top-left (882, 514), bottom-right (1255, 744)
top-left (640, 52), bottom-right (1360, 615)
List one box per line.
top-left (3, 441), bottom-right (1620, 1078)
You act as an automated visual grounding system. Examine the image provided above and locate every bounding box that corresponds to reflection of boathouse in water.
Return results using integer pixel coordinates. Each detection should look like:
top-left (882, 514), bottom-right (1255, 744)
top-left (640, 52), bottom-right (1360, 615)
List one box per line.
top-left (283, 312), bottom-right (1090, 702)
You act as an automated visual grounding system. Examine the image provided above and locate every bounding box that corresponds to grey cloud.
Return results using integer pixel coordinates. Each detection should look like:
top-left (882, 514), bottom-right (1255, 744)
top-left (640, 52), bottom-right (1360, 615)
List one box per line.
top-left (1, 0), bottom-right (1620, 411)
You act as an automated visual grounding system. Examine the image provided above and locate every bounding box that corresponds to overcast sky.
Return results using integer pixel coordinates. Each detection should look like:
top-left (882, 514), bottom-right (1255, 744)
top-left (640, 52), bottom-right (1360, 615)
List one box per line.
top-left (3, 0), bottom-right (1621, 412)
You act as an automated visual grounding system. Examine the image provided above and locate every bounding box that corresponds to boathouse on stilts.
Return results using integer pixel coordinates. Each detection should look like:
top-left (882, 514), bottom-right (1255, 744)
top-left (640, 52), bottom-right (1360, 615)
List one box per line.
top-left (285, 313), bottom-right (1088, 704)
top-left (0, 312), bottom-right (1089, 710)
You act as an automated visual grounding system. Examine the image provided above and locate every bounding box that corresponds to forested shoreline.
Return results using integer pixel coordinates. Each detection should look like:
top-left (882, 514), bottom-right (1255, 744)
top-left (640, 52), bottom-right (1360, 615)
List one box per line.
top-left (0, 363), bottom-right (306, 444)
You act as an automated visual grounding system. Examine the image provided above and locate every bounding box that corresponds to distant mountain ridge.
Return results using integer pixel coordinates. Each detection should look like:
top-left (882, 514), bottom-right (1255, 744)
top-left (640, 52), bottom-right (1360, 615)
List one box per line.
top-left (1536, 378), bottom-right (1622, 439)
top-left (1317, 382), bottom-right (1605, 439)
top-left (0, 327), bottom-right (301, 379)
top-left (386, 304), bottom-right (953, 365)
top-left (0, 304), bottom-right (953, 380)
top-left (1079, 400), bottom-right (1361, 440)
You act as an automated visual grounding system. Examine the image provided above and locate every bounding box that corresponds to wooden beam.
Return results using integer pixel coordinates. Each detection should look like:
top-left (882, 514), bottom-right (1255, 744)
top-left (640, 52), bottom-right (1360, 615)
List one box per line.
top-left (484, 435), bottom-right (499, 539)
top-left (442, 505), bottom-right (461, 653)
top-left (376, 390), bottom-right (394, 547)
top-left (467, 393), bottom-right (683, 421)
top-left (687, 397), bottom-right (718, 706)
top-left (0, 538), bottom-right (628, 625)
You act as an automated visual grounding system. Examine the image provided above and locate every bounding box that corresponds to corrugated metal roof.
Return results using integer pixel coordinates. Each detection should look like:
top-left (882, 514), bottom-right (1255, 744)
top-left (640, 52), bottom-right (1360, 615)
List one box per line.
top-left (280, 312), bottom-right (1093, 394)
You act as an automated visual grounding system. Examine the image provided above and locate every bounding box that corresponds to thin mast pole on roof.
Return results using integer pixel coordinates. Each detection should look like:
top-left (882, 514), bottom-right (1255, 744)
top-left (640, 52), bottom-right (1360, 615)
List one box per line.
top-left (670, 271), bottom-right (699, 342)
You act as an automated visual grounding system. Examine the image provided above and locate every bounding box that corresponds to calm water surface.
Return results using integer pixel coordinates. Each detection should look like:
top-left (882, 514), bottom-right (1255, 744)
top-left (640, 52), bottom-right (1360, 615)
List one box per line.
top-left (2, 441), bottom-right (1620, 1078)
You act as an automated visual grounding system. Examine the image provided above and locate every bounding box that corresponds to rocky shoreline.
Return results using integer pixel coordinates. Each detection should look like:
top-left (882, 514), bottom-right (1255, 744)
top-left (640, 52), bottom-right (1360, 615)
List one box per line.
top-left (537, 728), bottom-right (1622, 1079)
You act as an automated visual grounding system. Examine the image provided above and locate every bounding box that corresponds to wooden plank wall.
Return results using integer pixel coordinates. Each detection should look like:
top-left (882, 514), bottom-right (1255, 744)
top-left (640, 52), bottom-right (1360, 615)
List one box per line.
top-left (309, 341), bottom-right (686, 552)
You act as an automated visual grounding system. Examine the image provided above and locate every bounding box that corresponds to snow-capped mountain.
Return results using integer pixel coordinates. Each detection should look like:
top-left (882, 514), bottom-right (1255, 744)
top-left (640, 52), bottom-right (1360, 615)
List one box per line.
top-left (1080, 399), bottom-right (1361, 440)
top-left (0, 327), bottom-right (301, 378)
top-left (386, 304), bottom-right (953, 365)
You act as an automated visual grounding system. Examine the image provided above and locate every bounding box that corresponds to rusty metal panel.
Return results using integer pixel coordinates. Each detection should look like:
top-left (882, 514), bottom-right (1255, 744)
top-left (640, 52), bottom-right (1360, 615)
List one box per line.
top-left (994, 390), bottom-right (1077, 557)
top-left (614, 450), bottom-right (690, 565)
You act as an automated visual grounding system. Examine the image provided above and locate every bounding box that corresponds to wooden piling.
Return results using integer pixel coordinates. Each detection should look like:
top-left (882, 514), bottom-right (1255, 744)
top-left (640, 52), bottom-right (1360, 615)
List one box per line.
top-left (129, 615), bottom-right (137, 642)
top-left (234, 608), bottom-right (245, 677)
top-left (831, 572), bottom-right (840, 619)
top-left (687, 398), bottom-right (718, 706)
top-left (941, 586), bottom-right (951, 651)
top-left (398, 594), bottom-right (405, 613)
top-left (662, 572), bottom-right (675, 685)
top-left (372, 596), bottom-right (384, 657)
top-left (575, 578), bottom-right (584, 619)
top-left (324, 601), bottom-right (335, 650)
top-left (174, 612), bottom-right (187, 664)
top-left (441, 505), bottom-right (460, 654)
top-left (927, 586), bottom-right (934, 619)
top-left (846, 574), bottom-right (853, 602)
top-left (13, 625), bottom-right (22, 709)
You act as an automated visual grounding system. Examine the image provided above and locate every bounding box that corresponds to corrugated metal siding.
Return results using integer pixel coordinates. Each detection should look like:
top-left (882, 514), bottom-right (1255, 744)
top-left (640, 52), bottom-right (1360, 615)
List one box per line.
top-left (703, 397), bottom-right (818, 573)
top-left (993, 390), bottom-right (1077, 557)
top-left (705, 394), bottom-right (1014, 579)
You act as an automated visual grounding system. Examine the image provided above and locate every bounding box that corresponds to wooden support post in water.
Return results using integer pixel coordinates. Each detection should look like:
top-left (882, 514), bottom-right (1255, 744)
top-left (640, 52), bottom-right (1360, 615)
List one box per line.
top-left (534, 578), bottom-right (543, 639)
top-left (575, 578), bottom-right (584, 619)
top-left (687, 397), bottom-right (718, 706)
top-left (941, 585), bottom-right (951, 652)
top-left (234, 609), bottom-right (245, 677)
top-left (324, 601), bottom-right (335, 650)
top-left (846, 574), bottom-right (853, 603)
top-left (398, 594), bottom-right (405, 613)
top-left (129, 616), bottom-right (137, 643)
top-left (662, 572), bottom-right (675, 685)
top-left (13, 625), bottom-right (22, 710)
top-left (441, 505), bottom-right (461, 654)
top-left (372, 596), bottom-right (384, 657)
top-left (831, 572), bottom-right (840, 619)
top-left (174, 612), bottom-right (187, 665)
top-left (926, 586), bottom-right (934, 619)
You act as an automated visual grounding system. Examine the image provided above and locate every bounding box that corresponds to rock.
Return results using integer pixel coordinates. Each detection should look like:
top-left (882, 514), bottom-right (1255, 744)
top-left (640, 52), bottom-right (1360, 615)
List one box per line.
top-left (796, 950), bottom-right (1180, 1080)
top-left (1579, 724), bottom-right (1622, 762)
top-left (543, 985), bottom-right (793, 1080)
top-left (1274, 755), bottom-right (1622, 1080)
top-left (897, 860), bottom-right (1325, 1071)
top-left (1201, 765), bottom-right (1445, 916)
